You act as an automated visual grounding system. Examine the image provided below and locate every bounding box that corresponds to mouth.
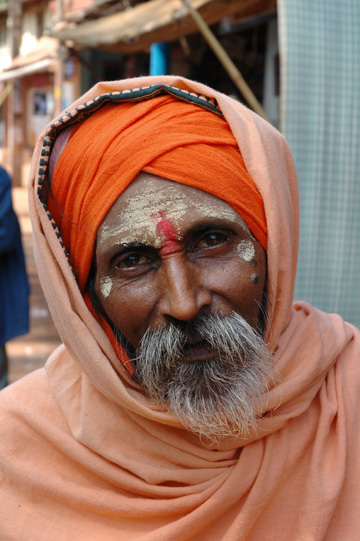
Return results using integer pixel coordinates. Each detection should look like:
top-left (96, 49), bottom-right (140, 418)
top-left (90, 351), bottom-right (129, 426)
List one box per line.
top-left (181, 338), bottom-right (218, 363)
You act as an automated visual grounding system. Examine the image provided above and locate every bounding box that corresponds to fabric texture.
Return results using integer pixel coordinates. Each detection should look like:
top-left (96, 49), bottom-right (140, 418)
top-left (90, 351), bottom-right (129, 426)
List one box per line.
top-left (278, 0), bottom-right (360, 326)
top-left (0, 166), bottom-right (29, 347)
top-left (48, 97), bottom-right (266, 294)
top-left (0, 76), bottom-right (359, 540)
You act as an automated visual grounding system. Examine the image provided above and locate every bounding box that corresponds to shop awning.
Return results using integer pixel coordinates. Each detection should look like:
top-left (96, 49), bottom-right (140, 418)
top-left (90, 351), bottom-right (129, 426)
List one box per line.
top-left (52, 0), bottom-right (276, 54)
top-left (0, 37), bottom-right (58, 82)
top-left (0, 58), bottom-right (55, 82)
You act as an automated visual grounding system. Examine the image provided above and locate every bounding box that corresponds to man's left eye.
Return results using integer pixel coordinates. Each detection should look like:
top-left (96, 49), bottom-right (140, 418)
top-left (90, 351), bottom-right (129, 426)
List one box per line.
top-left (196, 232), bottom-right (229, 249)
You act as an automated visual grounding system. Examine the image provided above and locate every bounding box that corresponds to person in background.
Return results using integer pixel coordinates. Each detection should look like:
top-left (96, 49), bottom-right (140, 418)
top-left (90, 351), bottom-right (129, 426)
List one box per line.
top-left (0, 166), bottom-right (29, 389)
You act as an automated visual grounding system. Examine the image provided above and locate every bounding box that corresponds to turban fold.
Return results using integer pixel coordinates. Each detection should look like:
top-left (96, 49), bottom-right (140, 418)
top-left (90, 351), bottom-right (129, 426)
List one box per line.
top-left (48, 95), bottom-right (267, 294)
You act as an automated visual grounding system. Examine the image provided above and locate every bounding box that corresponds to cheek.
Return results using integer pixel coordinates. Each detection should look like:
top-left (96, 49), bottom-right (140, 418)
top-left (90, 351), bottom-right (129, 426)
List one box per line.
top-left (231, 275), bottom-right (265, 326)
top-left (230, 268), bottom-right (264, 304)
top-left (96, 278), bottom-right (158, 345)
top-left (224, 248), bottom-right (266, 323)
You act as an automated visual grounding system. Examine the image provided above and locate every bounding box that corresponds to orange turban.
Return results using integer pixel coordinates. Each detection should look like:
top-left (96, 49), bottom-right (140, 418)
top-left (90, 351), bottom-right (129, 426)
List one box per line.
top-left (48, 95), bottom-right (266, 294)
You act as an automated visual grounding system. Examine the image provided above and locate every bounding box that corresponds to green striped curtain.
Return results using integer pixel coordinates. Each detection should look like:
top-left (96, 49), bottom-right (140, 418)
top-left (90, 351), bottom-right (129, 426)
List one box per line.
top-left (278, 0), bottom-right (360, 326)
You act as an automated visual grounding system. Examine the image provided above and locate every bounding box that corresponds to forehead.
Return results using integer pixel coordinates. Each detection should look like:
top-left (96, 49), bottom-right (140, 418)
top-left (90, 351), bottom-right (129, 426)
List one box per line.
top-left (97, 172), bottom-right (249, 248)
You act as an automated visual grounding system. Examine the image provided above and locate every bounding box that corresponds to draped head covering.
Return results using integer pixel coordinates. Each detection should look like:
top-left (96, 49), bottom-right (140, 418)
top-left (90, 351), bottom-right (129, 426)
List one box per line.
top-left (47, 95), bottom-right (266, 294)
top-left (46, 94), bottom-right (268, 372)
top-left (1, 77), bottom-right (359, 540)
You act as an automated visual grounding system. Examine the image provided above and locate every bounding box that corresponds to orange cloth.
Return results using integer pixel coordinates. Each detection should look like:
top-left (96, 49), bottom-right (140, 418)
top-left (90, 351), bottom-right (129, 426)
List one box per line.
top-left (48, 96), bottom-right (266, 294)
top-left (1, 76), bottom-right (360, 540)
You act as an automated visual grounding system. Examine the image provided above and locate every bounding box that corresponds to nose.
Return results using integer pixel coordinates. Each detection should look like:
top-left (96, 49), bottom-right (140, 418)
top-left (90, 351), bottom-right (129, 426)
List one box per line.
top-left (158, 255), bottom-right (211, 321)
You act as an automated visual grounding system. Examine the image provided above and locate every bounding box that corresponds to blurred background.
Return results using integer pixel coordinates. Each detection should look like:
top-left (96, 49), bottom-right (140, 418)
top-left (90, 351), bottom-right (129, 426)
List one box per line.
top-left (0, 0), bottom-right (359, 384)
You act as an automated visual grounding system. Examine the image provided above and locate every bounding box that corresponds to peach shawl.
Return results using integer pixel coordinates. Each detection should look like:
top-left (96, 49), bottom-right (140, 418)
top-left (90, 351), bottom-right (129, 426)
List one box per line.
top-left (1, 76), bottom-right (359, 540)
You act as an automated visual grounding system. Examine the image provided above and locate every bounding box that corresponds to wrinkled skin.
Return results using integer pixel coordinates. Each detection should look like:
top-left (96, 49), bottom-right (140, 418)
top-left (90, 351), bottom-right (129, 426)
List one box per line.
top-left (94, 173), bottom-right (266, 361)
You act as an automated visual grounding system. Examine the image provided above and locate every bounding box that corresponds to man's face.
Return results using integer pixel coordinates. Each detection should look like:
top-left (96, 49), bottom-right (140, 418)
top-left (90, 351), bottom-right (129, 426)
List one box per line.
top-left (95, 173), bottom-right (266, 353)
top-left (94, 173), bottom-right (271, 442)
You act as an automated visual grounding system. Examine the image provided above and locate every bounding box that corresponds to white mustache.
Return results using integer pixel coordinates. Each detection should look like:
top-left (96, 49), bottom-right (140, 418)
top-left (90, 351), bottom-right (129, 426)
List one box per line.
top-left (133, 312), bottom-right (267, 369)
top-left (131, 313), bottom-right (274, 443)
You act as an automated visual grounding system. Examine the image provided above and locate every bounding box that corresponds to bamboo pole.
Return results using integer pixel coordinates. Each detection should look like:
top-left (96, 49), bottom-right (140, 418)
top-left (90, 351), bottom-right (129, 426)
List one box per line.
top-left (182, 0), bottom-right (270, 121)
top-left (0, 83), bottom-right (12, 107)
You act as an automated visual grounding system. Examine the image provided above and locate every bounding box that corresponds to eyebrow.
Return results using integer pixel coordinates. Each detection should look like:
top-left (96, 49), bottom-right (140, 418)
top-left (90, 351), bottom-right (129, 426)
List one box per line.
top-left (107, 221), bottom-right (242, 261)
top-left (186, 222), bottom-right (234, 234)
top-left (115, 222), bottom-right (233, 247)
top-left (110, 240), bottom-right (154, 254)
top-left (194, 218), bottom-right (251, 237)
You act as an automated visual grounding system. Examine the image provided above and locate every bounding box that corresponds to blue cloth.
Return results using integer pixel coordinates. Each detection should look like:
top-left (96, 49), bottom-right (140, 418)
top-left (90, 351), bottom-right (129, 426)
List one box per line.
top-left (0, 167), bottom-right (29, 347)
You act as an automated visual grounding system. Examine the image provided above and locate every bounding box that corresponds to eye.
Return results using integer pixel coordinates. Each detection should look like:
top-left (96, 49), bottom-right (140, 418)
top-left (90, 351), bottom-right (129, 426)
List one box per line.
top-left (115, 253), bottom-right (152, 269)
top-left (195, 231), bottom-right (229, 250)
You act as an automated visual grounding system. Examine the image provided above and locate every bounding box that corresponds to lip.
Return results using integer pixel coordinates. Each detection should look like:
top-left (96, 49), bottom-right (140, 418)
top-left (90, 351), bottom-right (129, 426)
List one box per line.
top-left (181, 340), bottom-right (219, 363)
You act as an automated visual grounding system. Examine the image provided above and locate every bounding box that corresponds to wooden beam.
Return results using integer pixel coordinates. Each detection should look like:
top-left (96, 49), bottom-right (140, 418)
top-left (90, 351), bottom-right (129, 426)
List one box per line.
top-left (183, 0), bottom-right (270, 121)
top-left (53, 0), bottom-right (276, 55)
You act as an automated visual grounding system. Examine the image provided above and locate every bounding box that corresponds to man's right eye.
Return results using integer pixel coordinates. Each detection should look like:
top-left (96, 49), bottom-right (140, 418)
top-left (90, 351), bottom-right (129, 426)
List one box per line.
top-left (115, 253), bottom-right (151, 269)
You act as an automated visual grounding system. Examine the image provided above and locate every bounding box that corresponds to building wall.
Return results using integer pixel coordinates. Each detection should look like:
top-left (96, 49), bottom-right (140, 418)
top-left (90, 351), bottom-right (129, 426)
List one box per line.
top-left (0, 1), bottom-right (81, 185)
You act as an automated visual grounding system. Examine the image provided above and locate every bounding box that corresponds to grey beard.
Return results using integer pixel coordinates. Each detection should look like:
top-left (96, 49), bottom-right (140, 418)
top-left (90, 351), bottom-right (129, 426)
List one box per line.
top-left (131, 312), bottom-right (273, 443)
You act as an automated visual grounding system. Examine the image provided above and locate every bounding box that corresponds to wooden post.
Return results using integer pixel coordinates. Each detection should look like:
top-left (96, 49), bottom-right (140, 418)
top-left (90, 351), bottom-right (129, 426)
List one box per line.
top-left (54, 0), bottom-right (64, 116)
top-left (182, 0), bottom-right (270, 122)
top-left (0, 82), bottom-right (12, 107)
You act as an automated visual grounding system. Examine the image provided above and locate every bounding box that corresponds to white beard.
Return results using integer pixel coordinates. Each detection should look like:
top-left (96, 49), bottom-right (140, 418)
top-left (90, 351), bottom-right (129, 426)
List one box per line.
top-left (132, 312), bottom-right (273, 443)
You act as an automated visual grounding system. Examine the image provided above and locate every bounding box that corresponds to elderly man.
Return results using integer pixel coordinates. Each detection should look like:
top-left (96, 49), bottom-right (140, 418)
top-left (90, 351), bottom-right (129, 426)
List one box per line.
top-left (0, 76), bottom-right (359, 540)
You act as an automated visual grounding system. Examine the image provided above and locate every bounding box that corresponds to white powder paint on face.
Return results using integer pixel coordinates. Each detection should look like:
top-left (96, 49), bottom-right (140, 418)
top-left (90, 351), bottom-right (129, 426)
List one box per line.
top-left (99, 183), bottom-right (188, 248)
top-left (237, 239), bottom-right (255, 262)
top-left (97, 173), bottom-right (257, 274)
top-left (100, 276), bottom-right (113, 298)
top-left (98, 180), bottom-right (250, 249)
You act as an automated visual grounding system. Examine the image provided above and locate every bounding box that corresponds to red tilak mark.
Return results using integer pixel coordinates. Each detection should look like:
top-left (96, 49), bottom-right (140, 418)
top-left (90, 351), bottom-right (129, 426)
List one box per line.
top-left (150, 210), bottom-right (181, 257)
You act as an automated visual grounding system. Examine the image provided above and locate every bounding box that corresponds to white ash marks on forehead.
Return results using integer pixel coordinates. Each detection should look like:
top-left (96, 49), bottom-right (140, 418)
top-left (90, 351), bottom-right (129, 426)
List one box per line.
top-left (237, 239), bottom-right (255, 262)
top-left (99, 183), bottom-right (187, 247)
top-left (100, 276), bottom-right (113, 298)
top-left (123, 182), bottom-right (189, 223)
top-left (99, 181), bottom-right (251, 247)
top-left (196, 201), bottom-right (247, 225)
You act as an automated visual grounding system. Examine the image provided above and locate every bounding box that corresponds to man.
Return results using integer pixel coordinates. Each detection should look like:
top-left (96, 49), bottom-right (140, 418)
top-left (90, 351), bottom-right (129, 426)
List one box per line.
top-left (0, 166), bottom-right (29, 389)
top-left (0, 76), bottom-right (359, 540)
